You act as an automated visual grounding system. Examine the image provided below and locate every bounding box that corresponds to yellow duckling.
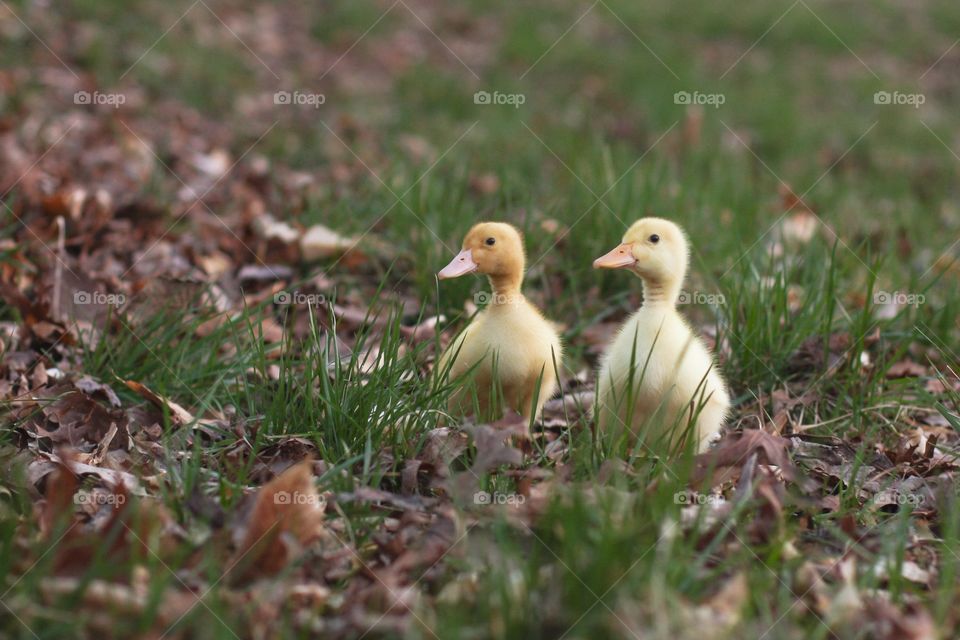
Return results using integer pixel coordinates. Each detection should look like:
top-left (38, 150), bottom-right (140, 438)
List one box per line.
top-left (437, 222), bottom-right (563, 424)
top-left (593, 217), bottom-right (730, 453)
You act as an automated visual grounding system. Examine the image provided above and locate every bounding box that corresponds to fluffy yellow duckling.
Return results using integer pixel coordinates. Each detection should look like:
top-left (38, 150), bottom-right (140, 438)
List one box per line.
top-left (593, 217), bottom-right (730, 453)
top-left (437, 222), bottom-right (562, 424)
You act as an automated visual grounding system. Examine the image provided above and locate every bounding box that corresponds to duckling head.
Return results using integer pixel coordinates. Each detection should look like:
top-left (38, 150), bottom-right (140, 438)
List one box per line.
top-left (438, 222), bottom-right (526, 292)
top-left (593, 217), bottom-right (689, 304)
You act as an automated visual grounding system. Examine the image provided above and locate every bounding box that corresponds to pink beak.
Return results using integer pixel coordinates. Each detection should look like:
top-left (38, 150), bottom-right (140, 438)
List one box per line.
top-left (593, 243), bottom-right (637, 269)
top-left (438, 249), bottom-right (479, 279)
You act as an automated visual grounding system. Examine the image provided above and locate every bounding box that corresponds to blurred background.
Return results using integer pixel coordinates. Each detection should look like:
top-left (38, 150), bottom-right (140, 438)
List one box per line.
top-left (5, 0), bottom-right (960, 378)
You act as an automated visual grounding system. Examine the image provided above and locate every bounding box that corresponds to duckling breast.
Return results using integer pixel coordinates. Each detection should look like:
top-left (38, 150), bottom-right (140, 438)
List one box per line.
top-left (598, 311), bottom-right (722, 410)
top-left (467, 306), bottom-right (559, 381)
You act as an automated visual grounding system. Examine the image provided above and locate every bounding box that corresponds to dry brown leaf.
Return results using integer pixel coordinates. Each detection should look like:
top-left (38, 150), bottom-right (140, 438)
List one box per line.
top-left (232, 458), bottom-right (327, 581)
top-left (123, 379), bottom-right (195, 427)
top-left (300, 224), bottom-right (358, 260)
top-left (697, 572), bottom-right (747, 628)
top-left (863, 599), bottom-right (936, 640)
top-left (39, 460), bottom-right (78, 537)
top-left (35, 457), bottom-right (176, 575)
top-left (253, 213), bottom-right (299, 244)
top-left (693, 429), bottom-right (806, 489)
top-left (35, 388), bottom-right (123, 446)
top-left (886, 360), bottom-right (928, 379)
top-left (75, 375), bottom-right (122, 407)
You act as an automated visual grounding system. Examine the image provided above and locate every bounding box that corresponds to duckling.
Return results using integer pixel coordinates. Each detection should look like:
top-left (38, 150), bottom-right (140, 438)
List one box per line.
top-left (593, 217), bottom-right (730, 453)
top-left (437, 222), bottom-right (562, 424)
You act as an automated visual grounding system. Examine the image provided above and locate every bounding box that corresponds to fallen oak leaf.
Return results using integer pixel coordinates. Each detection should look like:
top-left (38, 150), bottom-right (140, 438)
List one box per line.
top-left (886, 360), bottom-right (928, 379)
top-left (387, 506), bottom-right (462, 576)
top-left (0, 281), bottom-right (74, 346)
top-left (358, 508), bottom-right (462, 616)
top-left (46, 454), bottom-right (141, 490)
top-left (123, 379), bottom-right (195, 426)
top-left (230, 458), bottom-right (327, 583)
top-left (467, 414), bottom-right (526, 473)
top-left (38, 459), bottom-right (78, 538)
top-left (75, 375), bottom-right (122, 407)
top-left (863, 598), bottom-right (936, 640)
top-left (252, 212), bottom-right (299, 244)
top-left (692, 429), bottom-right (811, 490)
top-left (35, 457), bottom-right (178, 575)
top-left (300, 224), bottom-right (358, 261)
top-left (417, 427), bottom-right (470, 481)
top-left (123, 379), bottom-right (224, 435)
top-left (445, 415), bottom-right (526, 503)
top-left (34, 387), bottom-right (125, 447)
top-left (399, 315), bottom-right (445, 344)
top-left (77, 422), bottom-right (119, 466)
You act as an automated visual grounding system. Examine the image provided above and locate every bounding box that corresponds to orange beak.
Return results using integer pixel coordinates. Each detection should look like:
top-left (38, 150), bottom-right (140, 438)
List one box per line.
top-left (593, 243), bottom-right (636, 269)
top-left (438, 249), bottom-right (478, 279)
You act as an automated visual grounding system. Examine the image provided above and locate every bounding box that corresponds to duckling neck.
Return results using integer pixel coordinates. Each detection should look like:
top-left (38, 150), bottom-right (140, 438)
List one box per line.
top-left (488, 274), bottom-right (523, 305)
top-left (641, 279), bottom-right (679, 310)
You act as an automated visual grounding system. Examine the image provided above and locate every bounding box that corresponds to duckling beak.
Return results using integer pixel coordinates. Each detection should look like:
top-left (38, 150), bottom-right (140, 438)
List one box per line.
top-left (438, 249), bottom-right (479, 279)
top-left (593, 243), bottom-right (637, 269)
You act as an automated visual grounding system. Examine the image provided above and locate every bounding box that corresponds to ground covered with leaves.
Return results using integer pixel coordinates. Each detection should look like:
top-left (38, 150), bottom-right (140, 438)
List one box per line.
top-left (2, 0), bottom-right (960, 638)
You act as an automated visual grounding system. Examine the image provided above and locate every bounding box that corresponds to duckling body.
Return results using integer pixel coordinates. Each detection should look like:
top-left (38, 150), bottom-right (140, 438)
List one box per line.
top-left (594, 218), bottom-right (729, 453)
top-left (438, 222), bottom-right (562, 422)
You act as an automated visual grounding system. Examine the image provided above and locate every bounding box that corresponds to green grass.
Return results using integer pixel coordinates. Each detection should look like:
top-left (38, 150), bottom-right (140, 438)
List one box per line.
top-left (2, 0), bottom-right (960, 637)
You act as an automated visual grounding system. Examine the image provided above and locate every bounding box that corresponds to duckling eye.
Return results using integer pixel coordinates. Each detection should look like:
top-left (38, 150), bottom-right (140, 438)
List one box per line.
top-left (485, 237), bottom-right (496, 246)
top-left (649, 234), bottom-right (660, 244)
